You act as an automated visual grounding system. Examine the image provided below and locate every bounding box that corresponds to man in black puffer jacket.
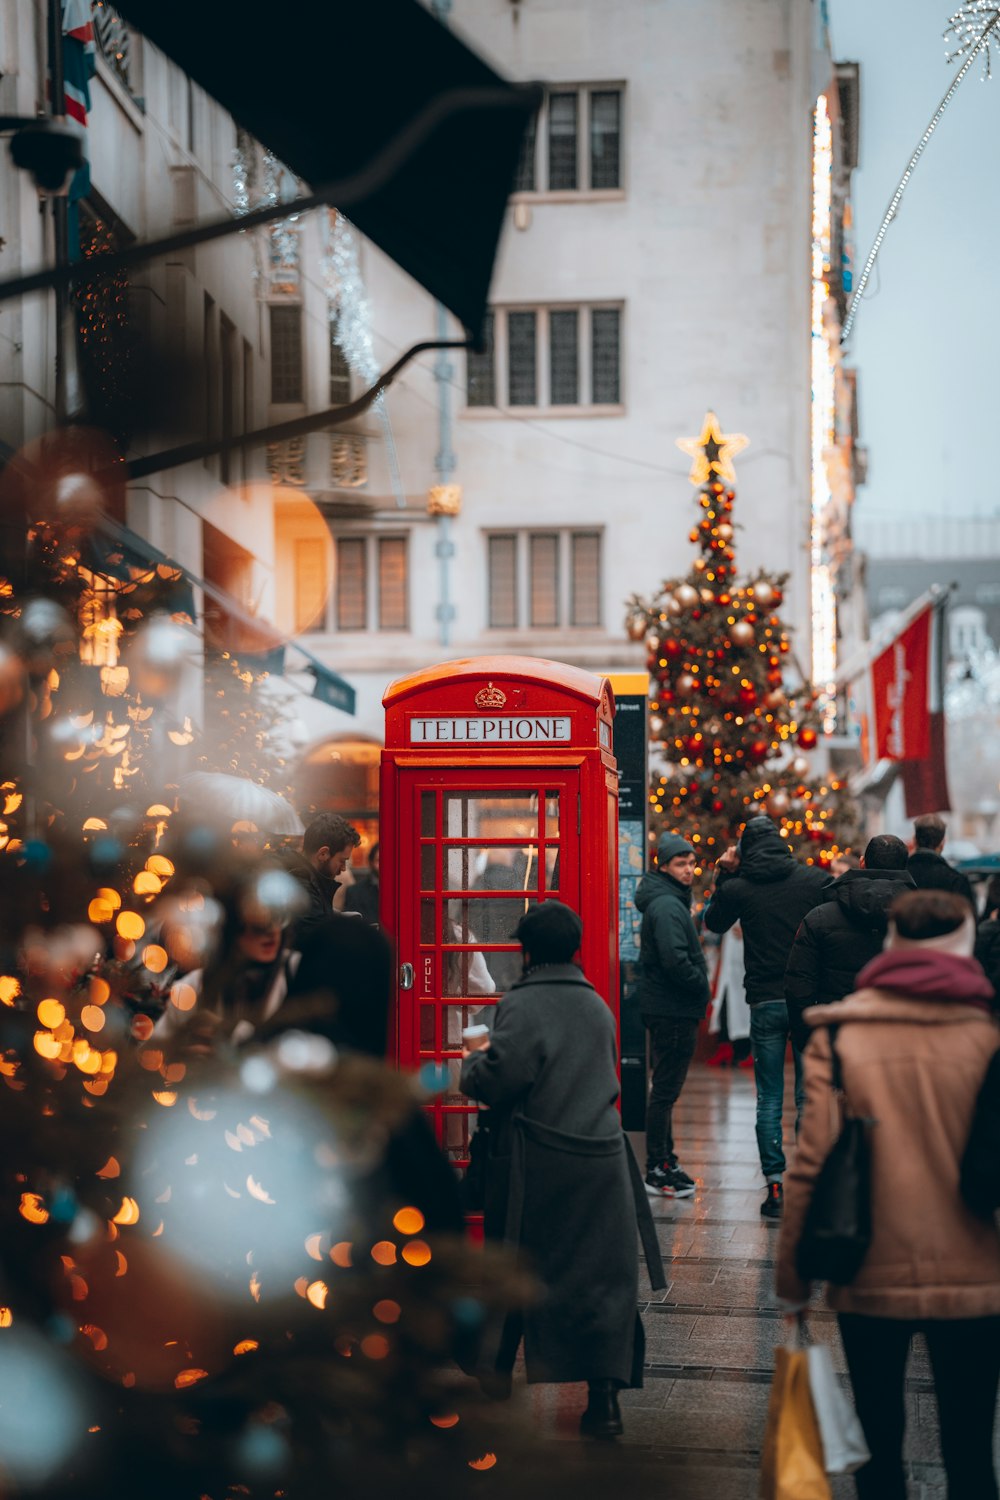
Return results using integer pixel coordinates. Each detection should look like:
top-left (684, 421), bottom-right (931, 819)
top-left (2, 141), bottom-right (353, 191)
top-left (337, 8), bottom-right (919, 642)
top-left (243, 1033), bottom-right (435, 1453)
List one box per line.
top-left (635, 833), bottom-right (710, 1198)
top-left (784, 834), bottom-right (913, 1052)
top-left (703, 816), bottom-right (828, 1218)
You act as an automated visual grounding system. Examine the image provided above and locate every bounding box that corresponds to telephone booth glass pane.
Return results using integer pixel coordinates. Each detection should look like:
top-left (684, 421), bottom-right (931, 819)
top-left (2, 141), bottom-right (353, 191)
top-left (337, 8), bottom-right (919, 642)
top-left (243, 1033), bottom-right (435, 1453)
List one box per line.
top-left (406, 772), bottom-right (578, 1173)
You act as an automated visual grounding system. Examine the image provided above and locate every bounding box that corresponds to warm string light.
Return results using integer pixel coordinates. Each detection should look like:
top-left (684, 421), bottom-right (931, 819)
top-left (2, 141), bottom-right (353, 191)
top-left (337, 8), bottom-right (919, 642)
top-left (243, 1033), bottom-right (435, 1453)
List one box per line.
top-left (810, 95), bottom-right (838, 718)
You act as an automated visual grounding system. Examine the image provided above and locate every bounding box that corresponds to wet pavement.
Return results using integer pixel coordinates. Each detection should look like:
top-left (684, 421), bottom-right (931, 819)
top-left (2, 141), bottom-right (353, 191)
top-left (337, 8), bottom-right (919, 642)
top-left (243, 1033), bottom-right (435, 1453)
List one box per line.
top-left (500, 1062), bottom-right (995, 1498)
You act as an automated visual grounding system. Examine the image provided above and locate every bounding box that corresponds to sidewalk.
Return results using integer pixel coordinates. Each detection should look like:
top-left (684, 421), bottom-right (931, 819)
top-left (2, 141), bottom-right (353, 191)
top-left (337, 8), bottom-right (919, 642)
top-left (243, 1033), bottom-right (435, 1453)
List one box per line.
top-left (503, 1063), bottom-right (984, 1499)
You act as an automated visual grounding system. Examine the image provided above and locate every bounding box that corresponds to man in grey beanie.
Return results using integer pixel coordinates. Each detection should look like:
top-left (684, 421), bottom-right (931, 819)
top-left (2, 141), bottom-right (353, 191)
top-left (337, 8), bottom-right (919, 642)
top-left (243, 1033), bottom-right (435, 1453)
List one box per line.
top-left (634, 833), bottom-right (710, 1196)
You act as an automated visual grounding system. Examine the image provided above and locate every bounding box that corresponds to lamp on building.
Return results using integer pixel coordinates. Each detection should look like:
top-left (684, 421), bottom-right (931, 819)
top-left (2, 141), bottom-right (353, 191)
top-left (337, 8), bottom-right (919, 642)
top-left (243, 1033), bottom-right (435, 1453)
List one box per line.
top-left (427, 485), bottom-right (462, 517)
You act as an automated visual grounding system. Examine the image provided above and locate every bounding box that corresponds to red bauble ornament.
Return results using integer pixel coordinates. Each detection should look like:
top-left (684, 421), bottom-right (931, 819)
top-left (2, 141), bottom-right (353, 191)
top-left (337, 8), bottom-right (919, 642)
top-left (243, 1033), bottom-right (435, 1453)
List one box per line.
top-left (663, 638), bottom-right (682, 658)
top-left (712, 799), bottom-right (725, 814)
top-left (797, 727), bottom-right (818, 750)
top-left (739, 686), bottom-right (758, 707)
top-left (747, 739), bottom-right (770, 762)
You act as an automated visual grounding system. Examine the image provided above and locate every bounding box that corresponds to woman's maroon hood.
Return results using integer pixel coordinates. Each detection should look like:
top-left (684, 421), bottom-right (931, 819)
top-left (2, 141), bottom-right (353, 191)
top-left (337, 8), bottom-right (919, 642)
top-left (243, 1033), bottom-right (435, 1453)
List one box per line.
top-left (856, 948), bottom-right (995, 1009)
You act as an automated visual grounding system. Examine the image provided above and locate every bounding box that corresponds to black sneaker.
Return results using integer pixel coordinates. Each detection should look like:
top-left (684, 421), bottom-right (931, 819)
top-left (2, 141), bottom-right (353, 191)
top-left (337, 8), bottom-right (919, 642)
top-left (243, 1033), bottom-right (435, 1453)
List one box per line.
top-left (667, 1167), bottom-right (695, 1198)
top-left (760, 1182), bottom-right (783, 1219)
top-left (644, 1163), bottom-right (674, 1195)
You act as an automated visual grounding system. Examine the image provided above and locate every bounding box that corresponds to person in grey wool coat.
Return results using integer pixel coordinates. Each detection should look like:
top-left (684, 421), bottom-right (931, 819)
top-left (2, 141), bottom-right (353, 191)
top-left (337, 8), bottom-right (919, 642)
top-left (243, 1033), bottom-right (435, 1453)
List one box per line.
top-left (634, 832), bottom-right (711, 1198)
top-left (460, 900), bottom-right (665, 1441)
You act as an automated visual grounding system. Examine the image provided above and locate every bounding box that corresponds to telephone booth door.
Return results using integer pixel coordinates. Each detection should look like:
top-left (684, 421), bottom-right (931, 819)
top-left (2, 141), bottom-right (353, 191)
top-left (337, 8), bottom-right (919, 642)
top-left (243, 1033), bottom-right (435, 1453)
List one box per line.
top-left (381, 655), bottom-right (618, 1181)
top-left (396, 766), bottom-right (580, 1169)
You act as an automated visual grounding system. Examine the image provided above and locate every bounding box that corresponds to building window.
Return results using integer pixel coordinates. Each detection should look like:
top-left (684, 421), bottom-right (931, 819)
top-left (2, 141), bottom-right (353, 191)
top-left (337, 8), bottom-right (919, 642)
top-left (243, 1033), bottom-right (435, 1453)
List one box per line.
top-left (294, 537), bottom-right (329, 634)
top-left (466, 305), bottom-right (623, 413)
top-left (466, 312), bottom-right (496, 408)
top-left (590, 307), bottom-right (621, 405)
top-left (329, 317), bottom-right (351, 405)
top-left (529, 534), bottom-right (560, 628)
top-left (487, 536), bottom-right (518, 629)
top-left (548, 92), bottom-right (579, 190)
top-left (331, 534), bottom-right (409, 632)
top-left (336, 537), bottom-right (367, 631)
top-left (270, 304), bottom-right (303, 403)
top-left (378, 538), bottom-right (408, 630)
top-left (513, 114), bottom-right (537, 193)
top-left (486, 530), bottom-right (603, 630)
top-left (514, 86), bottom-right (623, 196)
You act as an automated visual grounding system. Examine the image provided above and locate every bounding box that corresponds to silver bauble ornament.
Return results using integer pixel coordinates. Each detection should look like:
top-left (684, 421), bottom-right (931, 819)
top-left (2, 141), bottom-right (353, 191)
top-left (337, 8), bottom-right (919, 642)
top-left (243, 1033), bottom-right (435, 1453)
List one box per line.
top-left (130, 615), bottom-right (191, 700)
top-left (18, 598), bottom-right (76, 678)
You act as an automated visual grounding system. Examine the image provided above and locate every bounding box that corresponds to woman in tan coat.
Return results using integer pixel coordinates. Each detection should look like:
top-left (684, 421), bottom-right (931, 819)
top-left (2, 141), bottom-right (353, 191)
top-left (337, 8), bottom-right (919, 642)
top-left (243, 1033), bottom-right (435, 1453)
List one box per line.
top-left (777, 889), bottom-right (1000, 1500)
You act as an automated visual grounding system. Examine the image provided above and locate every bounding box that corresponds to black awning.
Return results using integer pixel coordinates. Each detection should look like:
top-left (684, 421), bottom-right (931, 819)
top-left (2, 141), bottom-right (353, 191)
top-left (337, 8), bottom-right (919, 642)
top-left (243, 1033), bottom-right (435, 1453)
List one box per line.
top-left (114, 0), bottom-right (539, 334)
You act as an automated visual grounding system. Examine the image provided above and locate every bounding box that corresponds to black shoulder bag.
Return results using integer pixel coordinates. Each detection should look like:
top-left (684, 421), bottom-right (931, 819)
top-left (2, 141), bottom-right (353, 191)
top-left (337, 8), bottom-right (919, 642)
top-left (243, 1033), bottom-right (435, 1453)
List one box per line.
top-left (796, 1025), bottom-right (876, 1286)
top-left (960, 1047), bottom-right (1000, 1219)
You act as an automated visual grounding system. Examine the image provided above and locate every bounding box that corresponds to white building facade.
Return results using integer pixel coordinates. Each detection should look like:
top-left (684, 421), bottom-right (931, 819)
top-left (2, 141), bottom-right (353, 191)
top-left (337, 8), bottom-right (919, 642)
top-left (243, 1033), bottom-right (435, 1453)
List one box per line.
top-left (282, 0), bottom-right (862, 759)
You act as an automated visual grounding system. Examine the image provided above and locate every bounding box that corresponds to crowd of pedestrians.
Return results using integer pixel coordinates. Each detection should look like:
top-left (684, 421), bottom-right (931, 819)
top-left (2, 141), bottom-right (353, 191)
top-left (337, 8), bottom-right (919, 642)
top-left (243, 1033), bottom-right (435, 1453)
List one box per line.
top-left (119, 802), bottom-right (999, 1490)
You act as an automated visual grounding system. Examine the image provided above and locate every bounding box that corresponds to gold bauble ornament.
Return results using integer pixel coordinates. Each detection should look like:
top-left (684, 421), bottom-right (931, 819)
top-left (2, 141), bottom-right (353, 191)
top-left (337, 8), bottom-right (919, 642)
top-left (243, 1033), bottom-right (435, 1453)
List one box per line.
top-left (626, 612), bottom-right (647, 642)
top-left (754, 580), bottom-right (775, 607)
top-left (675, 584), bottom-right (699, 609)
top-left (676, 673), bottom-right (696, 696)
top-left (729, 619), bottom-right (755, 647)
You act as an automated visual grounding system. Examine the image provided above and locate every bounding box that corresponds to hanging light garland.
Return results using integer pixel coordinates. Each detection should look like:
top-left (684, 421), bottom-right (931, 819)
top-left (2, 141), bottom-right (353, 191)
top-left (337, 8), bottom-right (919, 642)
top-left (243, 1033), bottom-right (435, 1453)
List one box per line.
top-left (945, 0), bottom-right (1000, 75)
top-left (842, 4), bottom-right (1000, 343)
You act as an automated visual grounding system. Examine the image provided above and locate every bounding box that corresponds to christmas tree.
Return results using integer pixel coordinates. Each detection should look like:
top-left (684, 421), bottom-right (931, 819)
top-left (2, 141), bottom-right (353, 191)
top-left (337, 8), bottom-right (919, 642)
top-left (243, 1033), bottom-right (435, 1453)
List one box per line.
top-left (625, 413), bottom-right (858, 894)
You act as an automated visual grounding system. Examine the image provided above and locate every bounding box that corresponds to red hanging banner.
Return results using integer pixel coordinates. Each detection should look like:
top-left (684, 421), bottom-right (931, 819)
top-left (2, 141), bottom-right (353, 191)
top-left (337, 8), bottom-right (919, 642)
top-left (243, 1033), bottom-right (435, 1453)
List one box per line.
top-left (870, 605), bottom-right (932, 762)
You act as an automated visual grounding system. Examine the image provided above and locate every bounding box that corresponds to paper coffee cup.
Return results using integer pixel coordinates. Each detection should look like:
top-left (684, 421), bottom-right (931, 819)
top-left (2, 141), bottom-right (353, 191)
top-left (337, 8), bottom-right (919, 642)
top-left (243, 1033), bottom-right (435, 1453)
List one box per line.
top-left (462, 1023), bottom-right (490, 1045)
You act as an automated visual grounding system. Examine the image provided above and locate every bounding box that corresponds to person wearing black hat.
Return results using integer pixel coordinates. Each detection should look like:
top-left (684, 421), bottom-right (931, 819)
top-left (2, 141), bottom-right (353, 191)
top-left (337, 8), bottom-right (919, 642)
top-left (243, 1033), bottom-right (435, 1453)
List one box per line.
top-left (703, 815), bottom-right (828, 1218)
top-left (634, 832), bottom-right (711, 1197)
top-left (460, 899), bottom-right (664, 1440)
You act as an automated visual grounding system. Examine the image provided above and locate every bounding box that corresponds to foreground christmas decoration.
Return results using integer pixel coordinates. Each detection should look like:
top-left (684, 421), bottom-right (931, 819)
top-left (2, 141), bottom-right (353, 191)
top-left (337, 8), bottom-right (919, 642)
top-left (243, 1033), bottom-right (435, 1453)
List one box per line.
top-left (0, 446), bottom-right (539, 1496)
top-left (625, 414), bottom-right (858, 894)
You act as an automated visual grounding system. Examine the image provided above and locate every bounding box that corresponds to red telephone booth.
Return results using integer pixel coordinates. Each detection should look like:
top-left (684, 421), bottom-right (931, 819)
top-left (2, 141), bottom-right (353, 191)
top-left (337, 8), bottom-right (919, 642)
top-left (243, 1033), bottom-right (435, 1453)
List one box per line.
top-left (380, 655), bottom-right (619, 1168)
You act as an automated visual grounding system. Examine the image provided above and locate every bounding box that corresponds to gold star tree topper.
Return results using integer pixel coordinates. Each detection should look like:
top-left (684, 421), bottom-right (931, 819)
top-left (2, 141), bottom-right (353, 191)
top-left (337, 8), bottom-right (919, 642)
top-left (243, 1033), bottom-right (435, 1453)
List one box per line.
top-left (676, 411), bottom-right (750, 486)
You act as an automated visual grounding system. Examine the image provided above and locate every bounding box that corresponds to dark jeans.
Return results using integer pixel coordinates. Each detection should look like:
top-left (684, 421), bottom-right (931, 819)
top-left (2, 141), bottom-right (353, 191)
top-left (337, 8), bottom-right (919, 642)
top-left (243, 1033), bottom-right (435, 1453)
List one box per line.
top-left (749, 1000), bottom-right (803, 1181)
top-left (839, 1313), bottom-right (1000, 1500)
top-left (643, 1016), bottom-right (699, 1169)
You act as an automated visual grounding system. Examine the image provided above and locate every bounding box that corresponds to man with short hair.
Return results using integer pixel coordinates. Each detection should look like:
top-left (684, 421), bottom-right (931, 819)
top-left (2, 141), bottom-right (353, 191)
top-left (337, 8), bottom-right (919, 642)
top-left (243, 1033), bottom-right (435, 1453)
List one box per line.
top-left (784, 834), bottom-right (914, 1052)
top-left (703, 816), bottom-right (828, 1218)
top-left (908, 814), bottom-right (975, 906)
top-left (342, 841), bottom-right (380, 925)
top-left (278, 812), bottom-right (361, 943)
top-left (635, 833), bottom-right (711, 1198)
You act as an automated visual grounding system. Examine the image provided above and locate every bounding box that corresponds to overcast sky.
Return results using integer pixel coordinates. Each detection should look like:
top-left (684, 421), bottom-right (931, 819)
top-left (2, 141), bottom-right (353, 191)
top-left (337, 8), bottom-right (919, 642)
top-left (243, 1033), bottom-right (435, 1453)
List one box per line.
top-left (828, 0), bottom-right (1000, 525)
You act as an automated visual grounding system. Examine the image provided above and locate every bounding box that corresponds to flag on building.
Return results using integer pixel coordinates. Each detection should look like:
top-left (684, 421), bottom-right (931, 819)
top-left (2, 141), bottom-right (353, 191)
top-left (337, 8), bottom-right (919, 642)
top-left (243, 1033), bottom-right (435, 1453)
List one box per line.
top-left (62, 0), bottom-right (97, 256)
top-left (869, 596), bottom-right (951, 815)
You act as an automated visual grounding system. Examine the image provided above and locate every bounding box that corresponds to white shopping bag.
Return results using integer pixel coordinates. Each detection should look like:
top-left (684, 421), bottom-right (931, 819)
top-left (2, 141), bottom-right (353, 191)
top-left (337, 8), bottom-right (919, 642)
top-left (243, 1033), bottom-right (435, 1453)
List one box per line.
top-left (806, 1343), bottom-right (870, 1475)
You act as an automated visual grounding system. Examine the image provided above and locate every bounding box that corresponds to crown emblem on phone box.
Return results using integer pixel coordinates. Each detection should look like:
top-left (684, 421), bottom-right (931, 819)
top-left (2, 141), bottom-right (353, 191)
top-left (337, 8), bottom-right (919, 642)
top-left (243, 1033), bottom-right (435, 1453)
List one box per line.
top-left (474, 682), bottom-right (507, 708)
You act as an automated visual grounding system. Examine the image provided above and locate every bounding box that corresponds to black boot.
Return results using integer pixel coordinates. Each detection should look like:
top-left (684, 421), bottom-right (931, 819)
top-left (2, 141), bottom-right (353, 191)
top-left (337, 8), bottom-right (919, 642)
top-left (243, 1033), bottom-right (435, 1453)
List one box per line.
top-left (579, 1379), bottom-right (623, 1439)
